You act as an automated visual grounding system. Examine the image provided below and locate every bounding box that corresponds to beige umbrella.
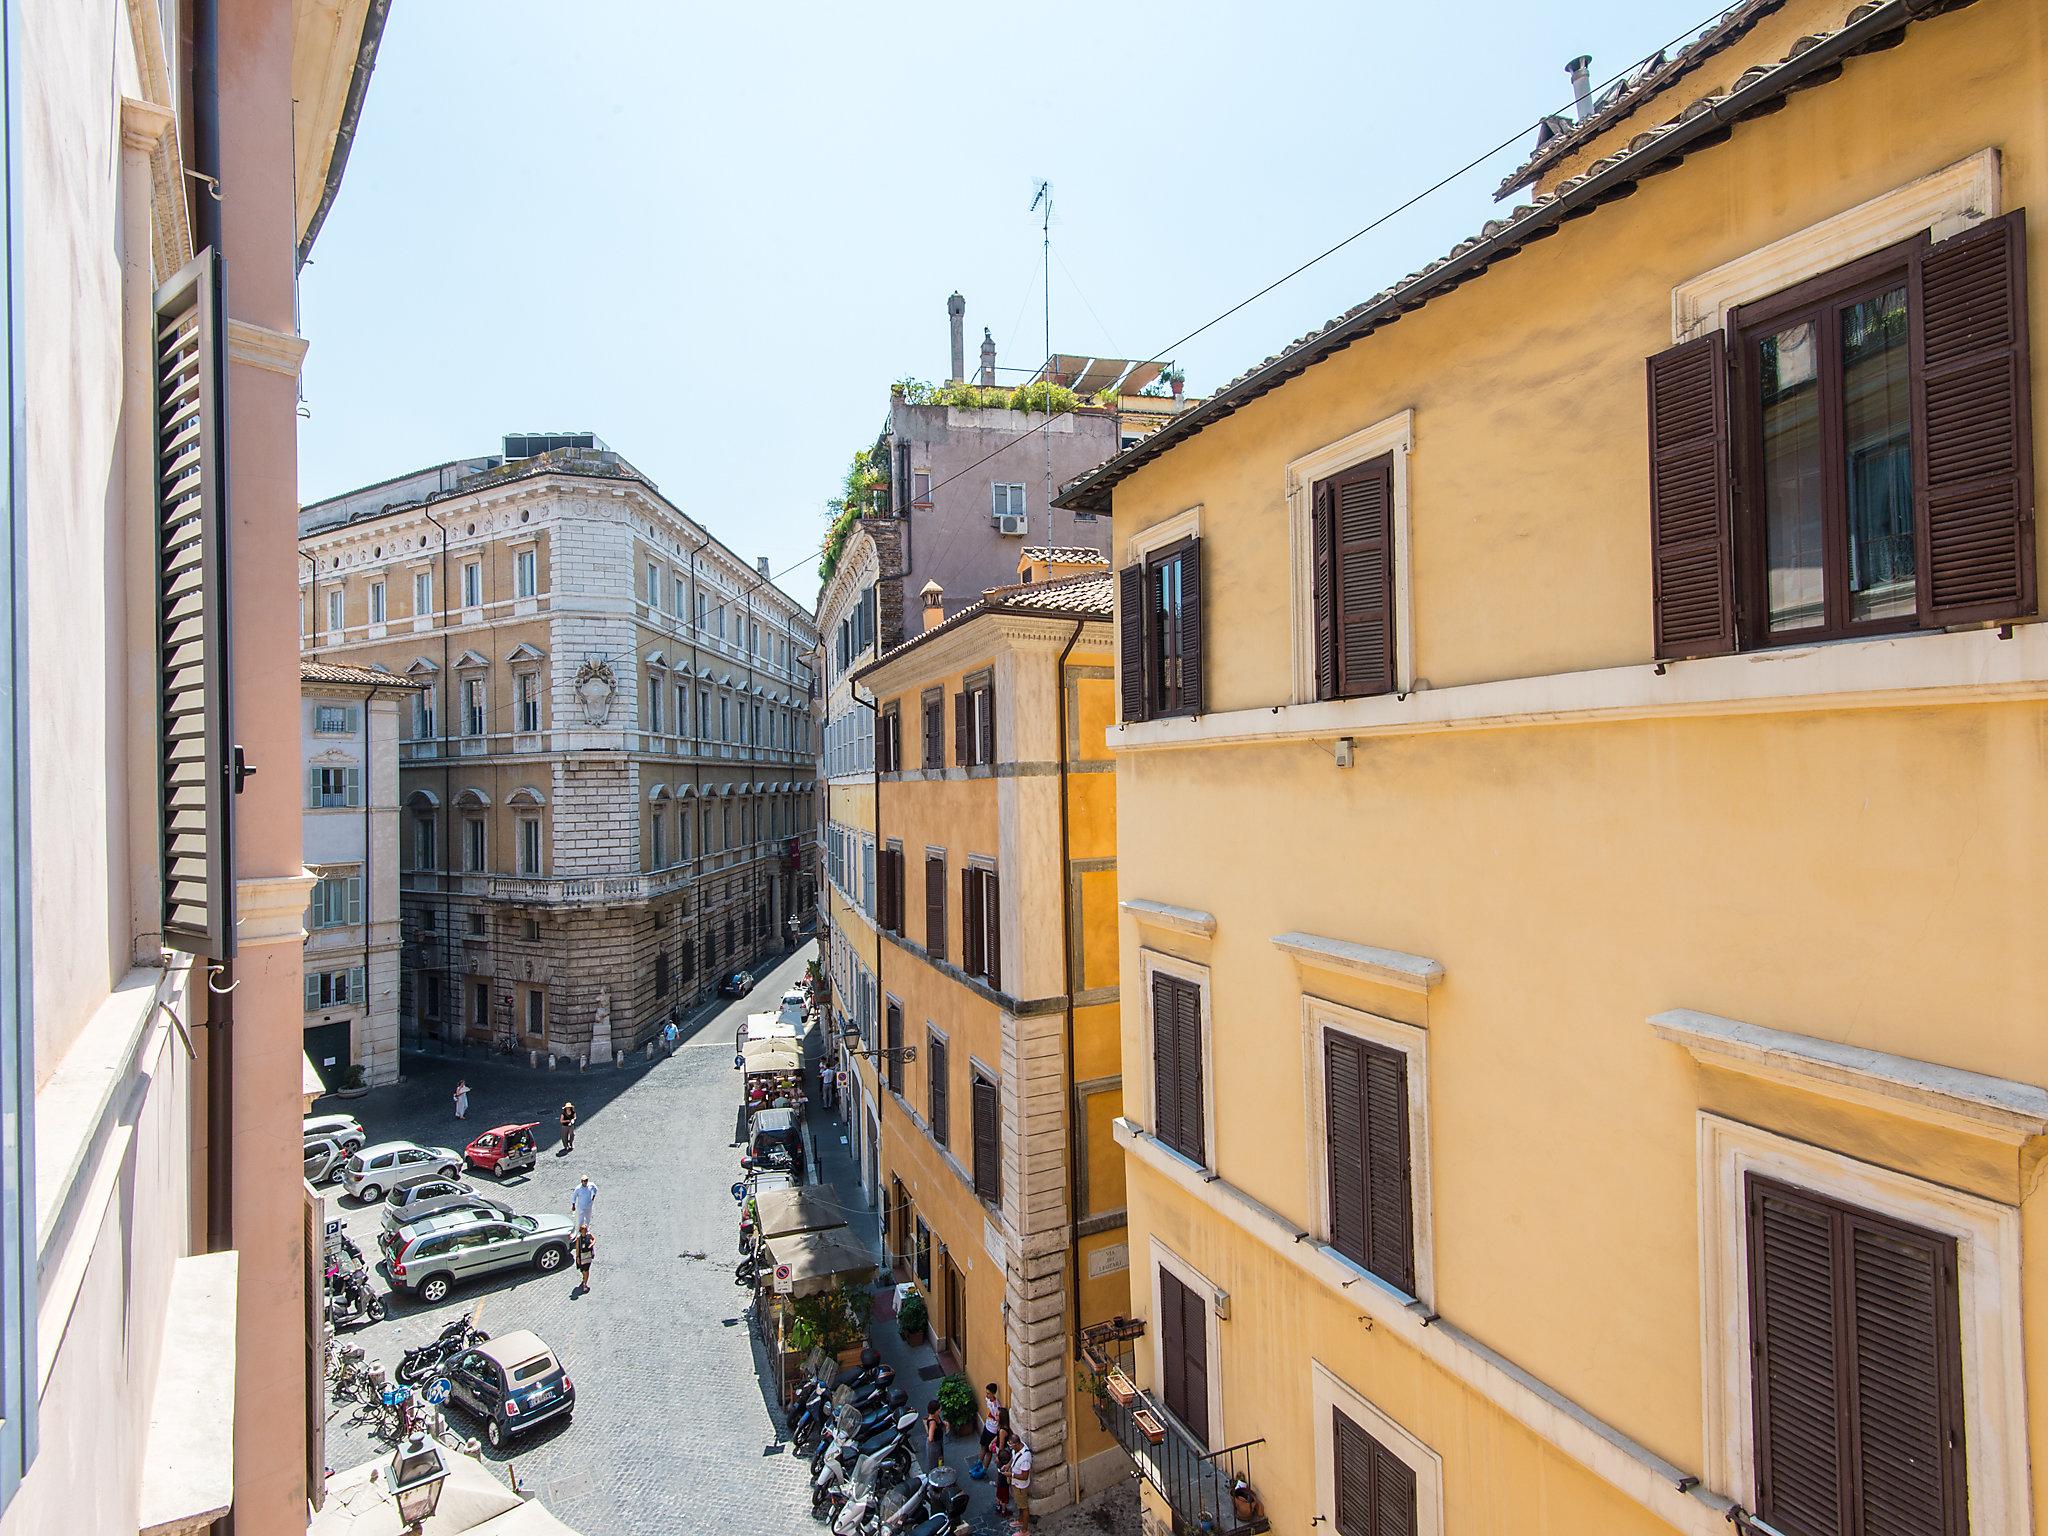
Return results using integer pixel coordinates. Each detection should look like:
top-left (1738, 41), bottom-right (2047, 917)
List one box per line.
top-left (761, 1225), bottom-right (878, 1297)
top-left (753, 1184), bottom-right (849, 1241)
top-left (312, 1448), bottom-right (583, 1535)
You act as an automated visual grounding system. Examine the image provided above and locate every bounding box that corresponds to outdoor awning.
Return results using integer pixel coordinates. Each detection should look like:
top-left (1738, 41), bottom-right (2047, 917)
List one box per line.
top-left (312, 1448), bottom-right (585, 1534)
top-left (741, 1039), bottom-right (804, 1074)
top-left (762, 1225), bottom-right (878, 1297)
top-left (753, 1185), bottom-right (849, 1241)
top-left (743, 1018), bottom-right (800, 1042)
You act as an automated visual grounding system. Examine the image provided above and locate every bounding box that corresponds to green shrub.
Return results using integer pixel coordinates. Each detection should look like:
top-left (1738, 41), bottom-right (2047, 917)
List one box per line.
top-left (898, 1291), bottom-right (928, 1336)
top-left (936, 1373), bottom-right (975, 1427)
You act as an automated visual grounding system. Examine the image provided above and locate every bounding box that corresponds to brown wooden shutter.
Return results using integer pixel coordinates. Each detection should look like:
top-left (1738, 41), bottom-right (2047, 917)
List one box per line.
top-left (1333, 1410), bottom-right (1419, 1536)
top-left (925, 853), bottom-right (946, 960)
top-left (155, 249), bottom-right (236, 958)
top-left (1118, 564), bottom-right (1149, 723)
top-left (1158, 1267), bottom-right (1186, 1425)
top-left (1849, 1219), bottom-right (1963, 1534)
top-left (928, 1034), bottom-right (949, 1146)
top-left (1646, 332), bottom-right (1737, 659)
top-left (1332, 459), bottom-right (1396, 697)
top-left (961, 866), bottom-right (982, 977)
top-left (1362, 1042), bottom-right (1414, 1294)
top-left (982, 870), bottom-right (1000, 988)
top-left (1174, 539), bottom-right (1204, 713)
top-left (1748, 1180), bottom-right (1848, 1536)
top-left (1312, 482), bottom-right (1336, 699)
top-left (1325, 1034), bottom-right (1370, 1266)
top-left (975, 684), bottom-right (995, 765)
top-left (1151, 973), bottom-right (1183, 1156)
top-left (886, 1001), bottom-right (903, 1095)
top-left (1173, 977), bottom-right (1203, 1165)
top-left (971, 1075), bottom-right (1000, 1203)
top-left (1912, 209), bottom-right (2036, 625)
top-left (1158, 1267), bottom-right (1209, 1446)
top-left (954, 689), bottom-right (971, 767)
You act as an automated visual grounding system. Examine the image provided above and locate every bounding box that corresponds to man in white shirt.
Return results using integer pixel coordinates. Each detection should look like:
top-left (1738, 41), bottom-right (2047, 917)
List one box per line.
top-left (570, 1175), bottom-right (597, 1228)
top-left (1009, 1437), bottom-right (1034, 1531)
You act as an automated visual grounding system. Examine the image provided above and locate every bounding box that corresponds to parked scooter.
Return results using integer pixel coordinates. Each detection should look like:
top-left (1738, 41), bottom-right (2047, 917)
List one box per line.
top-left (813, 1411), bottom-right (916, 1518)
top-left (904, 1488), bottom-right (971, 1536)
top-left (794, 1353), bottom-right (890, 1454)
top-left (324, 1264), bottom-right (385, 1329)
top-left (395, 1310), bottom-right (489, 1385)
top-left (859, 1463), bottom-right (956, 1536)
top-left (810, 1387), bottom-right (909, 1476)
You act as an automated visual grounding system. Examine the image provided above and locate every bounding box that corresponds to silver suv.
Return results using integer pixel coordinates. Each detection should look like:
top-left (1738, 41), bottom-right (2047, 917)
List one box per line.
top-left (379, 1174), bottom-right (513, 1236)
top-left (342, 1141), bottom-right (463, 1203)
top-left (383, 1212), bottom-right (579, 1305)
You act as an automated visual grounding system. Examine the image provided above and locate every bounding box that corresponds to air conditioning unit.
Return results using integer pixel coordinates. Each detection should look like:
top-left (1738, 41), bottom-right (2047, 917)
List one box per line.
top-left (995, 513), bottom-right (1027, 536)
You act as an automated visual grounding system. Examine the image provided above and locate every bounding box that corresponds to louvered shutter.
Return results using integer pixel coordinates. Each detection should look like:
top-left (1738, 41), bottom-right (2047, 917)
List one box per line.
top-left (925, 854), bottom-right (946, 960)
top-left (1749, 1180), bottom-right (1848, 1536)
top-left (886, 1002), bottom-right (903, 1095)
top-left (982, 870), bottom-right (1000, 989)
top-left (961, 867), bottom-right (982, 978)
top-left (954, 690), bottom-right (972, 767)
top-left (1159, 1267), bottom-right (1209, 1446)
top-left (1646, 332), bottom-right (1737, 659)
top-left (1333, 1411), bottom-right (1418, 1536)
top-left (1158, 1268), bottom-right (1186, 1426)
top-left (1362, 1042), bottom-right (1414, 1293)
top-left (1118, 564), bottom-right (1149, 723)
top-left (1325, 1034), bottom-right (1370, 1266)
top-left (1849, 1218), bottom-right (1963, 1536)
top-left (155, 249), bottom-right (236, 958)
top-left (1332, 459), bottom-right (1396, 698)
top-left (1913, 210), bottom-right (2035, 624)
top-left (975, 685), bottom-right (995, 766)
top-left (928, 1034), bottom-right (949, 1146)
top-left (971, 1075), bottom-right (1000, 1202)
top-left (1312, 483), bottom-right (1336, 698)
top-left (1173, 978), bottom-right (1204, 1165)
top-left (1174, 539), bottom-right (1204, 713)
top-left (1151, 974), bottom-right (1183, 1156)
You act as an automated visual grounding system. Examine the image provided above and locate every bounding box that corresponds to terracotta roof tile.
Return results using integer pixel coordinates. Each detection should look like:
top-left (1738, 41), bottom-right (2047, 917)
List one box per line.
top-left (301, 660), bottom-right (424, 688)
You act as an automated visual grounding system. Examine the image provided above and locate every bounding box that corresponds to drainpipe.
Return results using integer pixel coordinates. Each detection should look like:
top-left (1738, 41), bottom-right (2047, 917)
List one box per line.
top-left (422, 504), bottom-right (454, 1042)
top-left (360, 684), bottom-right (383, 1073)
top-left (859, 682), bottom-right (882, 1210)
top-left (686, 529), bottom-right (709, 1005)
top-left (1053, 620), bottom-right (1085, 1365)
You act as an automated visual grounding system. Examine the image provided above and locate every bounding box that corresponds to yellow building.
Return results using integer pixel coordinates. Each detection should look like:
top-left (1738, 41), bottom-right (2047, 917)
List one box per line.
top-left (850, 554), bottom-right (1129, 1511)
top-left (1053, 2), bottom-right (2048, 1533)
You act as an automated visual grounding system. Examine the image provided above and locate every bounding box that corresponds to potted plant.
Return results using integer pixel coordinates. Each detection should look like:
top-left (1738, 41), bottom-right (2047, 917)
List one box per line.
top-left (1231, 1479), bottom-right (1264, 1525)
top-left (337, 1063), bottom-right (369, 1100)
top-left (897, 1289), bottom-right (929, 1346)
top-left (1104, 1368), bottom-right (1137, 1406)
top-left (936, 1373), bottom-right (975, 1435)
top-left (1079, 1367), bottom-right (1114, 1431)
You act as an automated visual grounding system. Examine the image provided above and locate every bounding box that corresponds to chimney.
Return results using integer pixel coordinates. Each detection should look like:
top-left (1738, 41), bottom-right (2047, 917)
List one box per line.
top-left (947, 293), bottom-right (966, 384)
top-left (920, 580), bottom-right (945, 633)
top-left (1566, 55), bottom-right (1594, 121)
top-left (757, 556), bottom-right (771, 578)
top-left (979, 328), bottom-right (997, 387)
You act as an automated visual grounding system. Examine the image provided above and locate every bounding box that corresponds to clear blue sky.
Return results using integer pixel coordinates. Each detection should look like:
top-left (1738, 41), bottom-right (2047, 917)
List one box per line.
top-left (298, 0), bottom-right (1721, 610)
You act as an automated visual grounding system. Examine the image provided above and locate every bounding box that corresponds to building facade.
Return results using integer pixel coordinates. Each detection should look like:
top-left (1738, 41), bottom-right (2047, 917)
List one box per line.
top-left (6, 0), bottom-right (386, 1531)
top-left (300, 441), bottom-right (819, 1063)
top-left (1058, 2), bottom-right (2048, 1534)
top-left (854, 556), bottom-right (1128, 1514)
top-left (302, 661), bottom-right (419, 1090)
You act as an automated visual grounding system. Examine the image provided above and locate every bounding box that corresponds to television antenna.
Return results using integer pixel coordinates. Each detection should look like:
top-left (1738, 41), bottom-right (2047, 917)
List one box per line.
top-left (1029, 180), bottom-right (1054, 544)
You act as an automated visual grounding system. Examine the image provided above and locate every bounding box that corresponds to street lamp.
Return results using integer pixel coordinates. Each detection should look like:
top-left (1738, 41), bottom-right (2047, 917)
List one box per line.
top-left (388, 1435), bottom-right (449, 1531)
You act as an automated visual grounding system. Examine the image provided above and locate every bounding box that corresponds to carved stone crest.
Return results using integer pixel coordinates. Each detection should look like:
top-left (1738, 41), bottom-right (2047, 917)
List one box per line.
top-left (574, 660), bottom-right (617, 726)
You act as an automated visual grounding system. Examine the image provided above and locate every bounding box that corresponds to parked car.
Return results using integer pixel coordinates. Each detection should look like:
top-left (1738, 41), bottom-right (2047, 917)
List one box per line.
top-left (382, 1212), bottom-right (579, 1305)
top-left (444, 1330), bottom-right (575, 1448)
top-left (379, 1174), bottom-right (513, 1235)
top-left (376, 1204), bottom-right (504, 1264)
top-left (304, 1135), bottom-right (355, 1186)
top-left (343, 1141), bottom-right (464, 1203)
top-left (718, 970), bottom-right (753, 998)
top-left (303, 1113), bottom-right (366, 1153)
top-left (463, 1123), bottom-right (539, 1179)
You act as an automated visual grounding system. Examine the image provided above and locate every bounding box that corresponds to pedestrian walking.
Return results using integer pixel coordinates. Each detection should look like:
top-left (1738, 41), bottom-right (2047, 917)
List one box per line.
top-left (452, 1079), bottom-right (469, 1120)
top-left (570, 1175), bottom-right (597, 1229)
top-left (1009, 1434), bottom-right (1034, 1532)
top-left (663, 1019), bottom-right (679, 1054)
top-left (922, 1400), bottom-right (944, 1474)
top-left (558, 1101), bottom-right (577, 1153)
top-left (974, 1383), bottom-right (1002, 1474)
top-left (573, 1227), bottom-right (595, 1294)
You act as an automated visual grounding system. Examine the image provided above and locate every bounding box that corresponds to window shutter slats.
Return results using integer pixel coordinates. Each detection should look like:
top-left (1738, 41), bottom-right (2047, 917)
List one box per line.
top-left (961, 867), bottom-right (982, 978)
top-left (154, 249), bottom-right (235, 958)
top-left (1312, 484), bottom-right (1336, 699)
top-left (1849, 1221), bottom-right (1963, 1536)
top-left (976, 685), bottom-right (995, 765)
top-left (928, 1034), bottom-right (949, 1147)
top-left (1118, 564), bottom-right (1149, 723)
top-left (925, 854), bottom-right (946, 961)
top-left (971, 1076), bottom-right (1000, 1203)
top-left (1362, 1043), bottom-right (1415, 1294)
top-left (1159, 1268), bottom-right (1186, 1425)
top-left (1913, 209), bottom-right (2036, 624)
top-left (1151, 974), bottom-right (1182, 1157)
top-left (1748, 1180), bottom-right (1850, 1536)
top-left (954, 690), bottom-right (971, 767)
top-left (886, 1002), bottom-right (904, 1095)
top-left (1179, 1272), bottom-right (1210, 1446)
top-left (1332, 1410), bottom-right (1418, 1536)
top-left (1325, 1035), bottom-right (1369, 1265)
top-left (983, 870), bottom-right (1000, 988)
top-left (1175, 539), bottom-right (1204, 714)
top-left (1646, 332), bottom-right (1737, 659)
top-left (1332, 459), bottom-right (1396, 698)
top-left (1370, 1442), bottom-right (1419, 1536)
top-left (1174, 978), bottom-right (1203, 1165)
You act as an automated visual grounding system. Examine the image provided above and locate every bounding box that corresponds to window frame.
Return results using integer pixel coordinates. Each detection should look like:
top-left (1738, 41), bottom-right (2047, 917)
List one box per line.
top-left (513, 545), bottom-right (538, 600)
top-left (460, 560), bottom-right (482, 610)
top-left (515, 670), bottom-right (540, 734)
top-left (1148, 1239), bottom-right (1224, 1452)
top-left (1311, 1361), bottom-right (1445, 1536)
top-left (926, 1025), bottom-right (949, 1148)
top-left (1287, 411), bottom-right (1414, 704)
top-left (368, 580), bottom-right (386, 626)
top-left (1300, 995), bottom-right (1434, 1308)
top-left (919, 688), bottom-right (944, 771)
top-left (516, 814), bottom-right (542, 876)
top-left (992, 482), bottom-right (1026, 520)
top-left (1729, 236), bottom-right (1923, 647)
top-left (1137, 948), bottom-right (1216, 1175)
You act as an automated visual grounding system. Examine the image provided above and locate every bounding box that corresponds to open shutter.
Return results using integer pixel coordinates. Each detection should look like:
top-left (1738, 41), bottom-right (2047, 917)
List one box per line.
top-left (1913, 209), bottom-right (2035, 624)
top-left (971, 1076), bottom-right (1000, 1203)
top-left (982, 870), bottom-right (1000, 989)
top-left (1312, 483), bottom-right (1336, 699)
top-left (1748, 1179), bottom-right (1846, 1536)
top-left (1325, 1034), bottom-right (1370, 1267)
top-left (1646, 332), bottom-right (1737, 659)
top-left (1151, 974), bottom-right (1183, 1156)
top-left (1361, 1042), bottom-right (1414, 1293)
top-left (1333, 458), bottom-right (1396, 698)
top-left (961, 867), bottom-right (982, 978)
top-left (155, 249), bottom-right (236, 958)
top-left (1118, 564), bottom-right (1149, 723)
top-left (1174, 539), bottom-right (1204, 713)
top-left (925, 854), bottom-right (946, 961)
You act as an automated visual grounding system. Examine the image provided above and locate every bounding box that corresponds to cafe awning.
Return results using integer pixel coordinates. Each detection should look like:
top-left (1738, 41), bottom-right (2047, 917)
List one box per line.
top-left (313, 1447), bottom-right (584, 1534)
top-left (761, 1225), bottom-right (878, 1297)
top-left (753, 1185), bottom-right (849, 1242)
top-left (741, 1039), bottom-right (805, 1075)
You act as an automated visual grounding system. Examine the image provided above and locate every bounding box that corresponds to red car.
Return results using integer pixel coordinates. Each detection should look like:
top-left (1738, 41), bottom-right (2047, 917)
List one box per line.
top-left (464, 1123), bottom-right (539, 1179)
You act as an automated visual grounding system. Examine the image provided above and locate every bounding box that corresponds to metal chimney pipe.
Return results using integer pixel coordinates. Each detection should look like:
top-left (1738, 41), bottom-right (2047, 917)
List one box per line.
top-left (1566, 55), bottom-right (1594, 121)
top-left (947, 293), bottom-right (966, 384)
top-left (979, 328), bottom-right (997, 388)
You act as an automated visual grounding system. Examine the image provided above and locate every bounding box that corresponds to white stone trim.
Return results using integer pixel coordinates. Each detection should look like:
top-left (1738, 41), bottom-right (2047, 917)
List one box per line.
top-left (137, 1252), bottom-right (239, 1536)
top-left (1299, 996), bottom-right (1434, 1309)
top-left (1272, 930), bottom-right (1441, 992)
top-left (1114, 1116), bottom-right (1737, 1534)
top-left (1695, 1113), bottom-right (2029, 1533)
top-left (234, 872), bottom-right (317, 945)
top-left (1122, 504), bottom-right (1201, 566)
top-left (1310, 1360), bottom-right (1445, 1536)
top-left (1119, 897), bottom-right (1216, 938)
top-left (1136, 948), bottom-right (1217, 1175)
top-left (1285, 409), bottom-right (1415, 702)
top-left (1148, 1237), bottom-right (1225, 1451)
top-left (1672, 149), bottom-right (2001, 342)
top-left (1650, 1009), bottom-right (2048, 1144)
top-left (1111, 622), bottom-right (2048, 754)
top-left (225, 319), bottom-right (309, 379)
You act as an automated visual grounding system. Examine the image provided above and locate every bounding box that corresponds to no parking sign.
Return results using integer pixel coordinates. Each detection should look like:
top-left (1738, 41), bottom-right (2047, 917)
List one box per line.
top-left (773, 1262), bottom-right (794, 1295)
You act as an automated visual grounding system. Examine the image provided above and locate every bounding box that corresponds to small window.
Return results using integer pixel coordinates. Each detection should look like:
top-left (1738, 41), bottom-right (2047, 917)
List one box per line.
top-left (885, 1001), bottom-right (904, 1096)
top-left (927, 1030), bottom-right (949, 1147)
top-left (1310, 457), bottom-right (1396, 700)
top-left (516, 672), bottom-right (540, 733)
top-left (958, 866), bottom-right (999, 987)
top-left (920, 689), bottom-right (944, 771)
top-left (923, 852), bottom-right (946, 962)
top-left (912, 468), bottom-right (932, 505)
top-left (516, 816), bottom-right (542, 876)
top-left (308, 872), bottom-right (363, 929)
top-left (307, 765), bottom-right (362, 809)
top-left (313, 703), bottom-right (355, 735)
top-left (461, 562), bottom-right (482, 609)
top-left (650, 811), bottom-right (667, 870)
top-left (463, 678), bottom-right (485, 736)
top-left (1119, 539), bottom-right (1203, 722)
top-left (1332, 1409), bottom-right (1419, 1536)
top-left (326, 588), bottom-right (344, 635)
top-left (467, 911), bottom-right (485, 936)
top-left (654, 952), bottom-right (670, 997)
top-left (514, 547), bottom-right (537, 599)
top-left (413, 687), bottom-right (436, 741)
top-left (412, 814), bottom-right (437, 871)
top-left (992, 483), bottom-right (1025, 519)
top-left (970, 1072), bottom-right (1000, 1204)
top-left (463, 818), bottom-right (486, 872)
top-left (413, 569), bottom-right (433, 616)
top-left (1149, 969), bottom-right (1204, 1165)
top-left (368, 581), bottom-right (387, 625)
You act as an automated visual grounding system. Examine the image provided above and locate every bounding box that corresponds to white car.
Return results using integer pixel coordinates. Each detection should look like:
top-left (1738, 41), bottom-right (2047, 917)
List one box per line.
top-left (379, 1174), bottom-right (513, 1236)
top-left (342, 1141), bottom-right (463, 1203)
top-left (303, 1113), bottom-right (366, 1153)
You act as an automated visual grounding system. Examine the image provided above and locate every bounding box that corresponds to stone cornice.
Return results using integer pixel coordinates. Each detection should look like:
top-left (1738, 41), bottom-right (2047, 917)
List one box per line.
top-left (235, 872), bottom-right (318, 947)
top-left (1119, 898), bottom-right (1216, 938)
top-left (119, 94), bottom-right (192, 279)
top-left (1272, 930), bottom-right (1443, 992)
top-left (227, 320), bottom-right (310, 378)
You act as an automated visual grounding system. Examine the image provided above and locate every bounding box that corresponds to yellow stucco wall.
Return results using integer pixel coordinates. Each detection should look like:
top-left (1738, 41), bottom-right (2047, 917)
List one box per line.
top-left (1104, 4), bottom-right (2048, 1532)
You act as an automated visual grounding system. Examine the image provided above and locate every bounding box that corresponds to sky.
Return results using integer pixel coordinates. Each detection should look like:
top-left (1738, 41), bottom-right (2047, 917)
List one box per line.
top-left (298, 0), bottom-right (1723, 612)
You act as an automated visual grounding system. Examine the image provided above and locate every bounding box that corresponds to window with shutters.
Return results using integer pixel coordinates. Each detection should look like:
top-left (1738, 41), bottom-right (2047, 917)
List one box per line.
top-left (971, 1071), bottom-right (1001, 1204)
top-left (1153, 1254), bottom-right (1214, 1448)
top-left (1307, 999), bottom-right (1432, 1304)
top-left (924, 852), bottom-right (946, 962)
top-left (1332, 1410), bottom-right (1418, 1536)
top-left (1649, 214), bottom-right (2033, 658)
top-left (1312, 457), bottom-right (1397, 700)
top-left (956, 673), bottom-right (996, 767)
top-left (927, 1029), bottom-right (950, 1148)
top-left (1142, 953), bottom-right (1209, 1169)
top-left (1313, 1364), bottom-right (1444, 1536)
top-left (1118, 536), bottom-right (1203, 723)
top-left (1744, 1176), bottom-right (1967, 1536)
top-left (959, 865), bottom-right (1000, 987)
top-left (308, 871), bottom-right (363, 929)
top-left (877, 703), bottom-right (900, 773)
top-left (920, 689), bottom-right (944, 770)
top-left (308, 766), bottom-right (362, 809)
top-left (314, 703), bottom-right (358, 736)
top-left (885, 1000), bottom-right (904, 1096)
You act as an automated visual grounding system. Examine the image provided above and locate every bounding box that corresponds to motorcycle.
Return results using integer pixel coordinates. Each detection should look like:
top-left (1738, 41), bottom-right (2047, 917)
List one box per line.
top-left (395, 1310), bottom-right (489, 1386)
top-left (814, 1411), bottom-right (916, 1520)
top-left (793, 1357), bottom-right (892, 1452)
top-left (849, 1463), bottom-right (956, 1536)
top-left (324, 1264), bottom-right (385, 1329)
